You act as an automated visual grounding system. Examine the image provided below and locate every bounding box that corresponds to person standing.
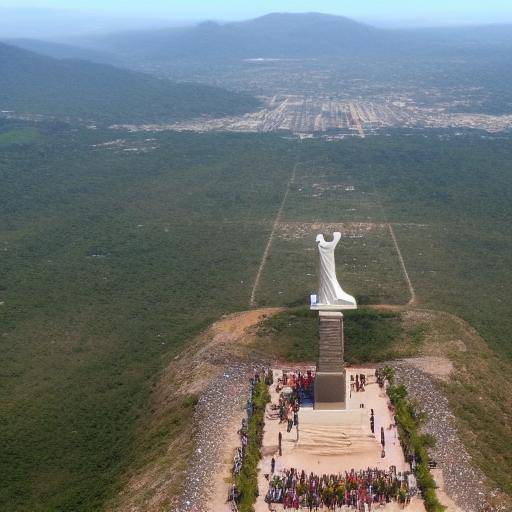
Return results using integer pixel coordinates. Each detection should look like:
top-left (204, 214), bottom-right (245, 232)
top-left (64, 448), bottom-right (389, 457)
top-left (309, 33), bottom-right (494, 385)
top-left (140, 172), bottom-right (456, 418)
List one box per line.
top-left (278, 431), bottom-right (282, 456)
top-left (271, 457), bottom-right (276, 474)
top-left (287, 404), bottom-right (294, 433)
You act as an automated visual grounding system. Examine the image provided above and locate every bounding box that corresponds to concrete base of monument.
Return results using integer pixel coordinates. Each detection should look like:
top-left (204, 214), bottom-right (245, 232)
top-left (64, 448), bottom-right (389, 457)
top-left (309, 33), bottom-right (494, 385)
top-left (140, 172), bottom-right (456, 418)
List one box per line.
top-left (314, 371), bottom-right (346, 409)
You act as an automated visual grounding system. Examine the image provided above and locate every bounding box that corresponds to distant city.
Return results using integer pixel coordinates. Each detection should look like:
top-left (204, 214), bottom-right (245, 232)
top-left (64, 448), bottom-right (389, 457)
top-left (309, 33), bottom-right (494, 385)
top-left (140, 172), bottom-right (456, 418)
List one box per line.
top-left (109, 94), bottom-right (512, 137)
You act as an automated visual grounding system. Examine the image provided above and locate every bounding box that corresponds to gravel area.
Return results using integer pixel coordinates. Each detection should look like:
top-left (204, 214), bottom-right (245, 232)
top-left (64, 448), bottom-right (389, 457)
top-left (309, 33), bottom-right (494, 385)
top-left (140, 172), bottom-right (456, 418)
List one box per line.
top-left (392, 360), bottom-right (495, 512)
top-left (176, 362), bottom-right (261, 512)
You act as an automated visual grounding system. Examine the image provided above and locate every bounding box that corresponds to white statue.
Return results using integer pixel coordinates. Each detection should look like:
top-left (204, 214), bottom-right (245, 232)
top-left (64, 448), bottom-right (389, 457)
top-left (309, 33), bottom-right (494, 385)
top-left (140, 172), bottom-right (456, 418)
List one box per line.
top-left (311, 232), bottom-right (357, 310)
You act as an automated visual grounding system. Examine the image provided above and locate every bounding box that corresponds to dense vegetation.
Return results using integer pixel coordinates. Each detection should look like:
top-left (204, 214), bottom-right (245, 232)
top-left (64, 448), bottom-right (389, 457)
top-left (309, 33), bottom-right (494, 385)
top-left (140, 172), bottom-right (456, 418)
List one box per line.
top-left (255, 307), bottom-right (422, 363)
top-left (1, 120), bottom-right (512, 509)
top-left (0, 122), bottom-right (295, 511)
top-left (267, 131), bottom-right (512, 358)
top-left (5, 38), bottom-right (117, 64)
top-left (234, 380), bottom-right (270, 512)
top-left (0, 42), bottom-right (260, 123)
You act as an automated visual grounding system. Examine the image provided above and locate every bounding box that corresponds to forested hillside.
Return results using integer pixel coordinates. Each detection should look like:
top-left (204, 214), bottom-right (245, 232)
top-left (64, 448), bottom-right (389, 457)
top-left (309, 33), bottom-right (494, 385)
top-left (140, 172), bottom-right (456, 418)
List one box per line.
top-left (0, 43), bottom-right (260, 123)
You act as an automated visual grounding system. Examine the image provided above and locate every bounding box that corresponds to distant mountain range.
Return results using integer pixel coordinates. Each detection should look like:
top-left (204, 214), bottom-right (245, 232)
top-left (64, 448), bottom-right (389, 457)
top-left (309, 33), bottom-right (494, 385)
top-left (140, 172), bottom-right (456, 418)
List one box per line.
top-left (6, 13), bottom-right (512, 67)
top-left (0, 42), bottom-right (260, 123)
top-left (69, 12), bottom-right (512, 62)
top-left (77, 13), bottom-right (395, 60)
top-left (3, 12), bottom-right (512, 124)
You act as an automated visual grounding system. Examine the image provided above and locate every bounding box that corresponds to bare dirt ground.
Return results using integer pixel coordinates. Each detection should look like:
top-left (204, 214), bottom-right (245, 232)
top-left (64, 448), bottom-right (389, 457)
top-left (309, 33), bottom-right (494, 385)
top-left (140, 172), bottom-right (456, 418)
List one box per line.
top-left (207, 406), bottom-right (247, 512)
top-left (392, 359), bottom-right (485, 511)
top-left (275, 221), bottom-right (379, 241)
top-left (402, 356), bottom-right (454, 381)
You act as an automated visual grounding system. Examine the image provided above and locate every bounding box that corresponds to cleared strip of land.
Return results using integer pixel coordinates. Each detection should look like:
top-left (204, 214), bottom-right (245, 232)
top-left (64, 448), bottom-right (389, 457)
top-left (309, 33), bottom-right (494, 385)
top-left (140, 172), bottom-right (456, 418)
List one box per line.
top-left (249, 161), bottom-right (298, 307)
top-left (388, 223), bottom-right (416, 306)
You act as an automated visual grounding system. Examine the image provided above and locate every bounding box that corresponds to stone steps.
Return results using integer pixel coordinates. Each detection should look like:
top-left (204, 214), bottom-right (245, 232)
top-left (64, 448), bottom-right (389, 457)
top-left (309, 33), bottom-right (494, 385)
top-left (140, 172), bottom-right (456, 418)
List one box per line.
top-left (318, 317), bottom-right (343, 372)
top-left (297, 423), bottom-right (377, 456)
top-left (319, 347), bottom-right (343, 355)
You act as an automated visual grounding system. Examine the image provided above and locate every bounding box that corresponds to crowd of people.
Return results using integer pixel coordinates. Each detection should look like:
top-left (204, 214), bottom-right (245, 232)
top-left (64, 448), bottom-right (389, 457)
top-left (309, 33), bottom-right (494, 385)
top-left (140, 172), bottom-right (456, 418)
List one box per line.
top-left (267, 370), bottom-right (315, 436)
top-left (276, 370), bottom-right (315, 410)
top-left (277, 370), bottom-right (315, 395)
top-left (265, 467), bottom-right (413, 511)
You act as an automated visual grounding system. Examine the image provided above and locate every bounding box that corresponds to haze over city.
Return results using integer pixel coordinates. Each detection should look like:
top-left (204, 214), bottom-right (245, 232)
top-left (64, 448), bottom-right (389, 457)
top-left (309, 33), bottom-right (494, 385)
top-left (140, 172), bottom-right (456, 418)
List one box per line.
top-left (1, 0), bottom-right (512, 39)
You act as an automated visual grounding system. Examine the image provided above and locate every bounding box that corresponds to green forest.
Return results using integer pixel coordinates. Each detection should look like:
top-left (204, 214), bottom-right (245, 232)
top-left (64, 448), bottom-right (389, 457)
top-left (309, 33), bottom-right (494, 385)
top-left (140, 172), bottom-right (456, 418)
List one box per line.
top-left (0, 43), bottom-right (260, 124)
top-left (1, 119), bottom-right (512, 510)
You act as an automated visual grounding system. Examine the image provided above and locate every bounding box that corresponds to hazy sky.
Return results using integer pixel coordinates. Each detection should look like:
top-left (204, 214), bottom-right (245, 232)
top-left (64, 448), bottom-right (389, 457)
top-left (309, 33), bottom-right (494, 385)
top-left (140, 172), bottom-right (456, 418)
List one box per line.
top-left (2, 0), bottom-right (512, 25)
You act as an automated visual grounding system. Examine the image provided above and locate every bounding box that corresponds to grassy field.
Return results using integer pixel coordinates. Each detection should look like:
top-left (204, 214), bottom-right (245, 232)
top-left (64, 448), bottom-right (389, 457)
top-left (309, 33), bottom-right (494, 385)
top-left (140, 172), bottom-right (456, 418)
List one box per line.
top-left (256, 222), bottom-right (409, 307)
top-left (0, 127), bottom-right (43, 145)
top-left (254, 307), bottom-right (424, 363)
top-left (1, 122), bottom-right (512, 509)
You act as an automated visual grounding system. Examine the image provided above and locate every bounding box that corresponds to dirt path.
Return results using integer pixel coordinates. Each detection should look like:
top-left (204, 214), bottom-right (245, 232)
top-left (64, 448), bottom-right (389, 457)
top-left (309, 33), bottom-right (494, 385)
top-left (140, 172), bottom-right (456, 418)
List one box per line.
top-left (249, 161), bottom-right (298, 307)
top-left (388, 223), bottom-right (416, 306)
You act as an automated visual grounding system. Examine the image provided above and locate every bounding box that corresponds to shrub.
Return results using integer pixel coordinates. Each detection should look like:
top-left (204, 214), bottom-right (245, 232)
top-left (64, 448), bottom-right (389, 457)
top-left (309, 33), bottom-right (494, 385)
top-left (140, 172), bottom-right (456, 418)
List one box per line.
top-left (235, 380), bottom-right (270, 512)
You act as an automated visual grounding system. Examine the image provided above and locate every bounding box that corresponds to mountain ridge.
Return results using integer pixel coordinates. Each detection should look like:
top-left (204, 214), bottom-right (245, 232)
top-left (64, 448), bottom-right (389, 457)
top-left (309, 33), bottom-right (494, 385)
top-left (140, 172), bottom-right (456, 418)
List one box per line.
top-left (74, 12), bottom-right (397, 60)
top-left (3, 38), bottom-right (119, 64)
top-left (75, 12), bottom-right (512, 62)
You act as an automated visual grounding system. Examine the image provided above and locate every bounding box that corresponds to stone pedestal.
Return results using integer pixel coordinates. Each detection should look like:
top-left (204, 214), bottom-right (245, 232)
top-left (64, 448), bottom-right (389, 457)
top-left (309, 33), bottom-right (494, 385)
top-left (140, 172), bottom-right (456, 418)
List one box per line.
top-left (314, 371), bottom-right (346, 410)
top-left (314, 311), bottom-right (346, 410)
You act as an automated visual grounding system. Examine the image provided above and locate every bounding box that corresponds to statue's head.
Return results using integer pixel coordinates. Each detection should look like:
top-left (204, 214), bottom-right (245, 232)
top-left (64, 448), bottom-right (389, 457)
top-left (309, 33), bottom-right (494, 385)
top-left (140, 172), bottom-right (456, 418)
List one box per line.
top-left (316, 232), bottom-right (342, 245)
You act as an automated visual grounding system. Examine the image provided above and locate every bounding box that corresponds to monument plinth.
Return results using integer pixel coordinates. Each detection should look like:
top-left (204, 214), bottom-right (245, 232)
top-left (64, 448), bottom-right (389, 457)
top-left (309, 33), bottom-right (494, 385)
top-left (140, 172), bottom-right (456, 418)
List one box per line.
top-left (311, 232), bottom-right (357, 410)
